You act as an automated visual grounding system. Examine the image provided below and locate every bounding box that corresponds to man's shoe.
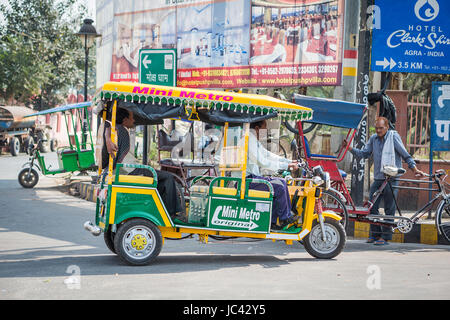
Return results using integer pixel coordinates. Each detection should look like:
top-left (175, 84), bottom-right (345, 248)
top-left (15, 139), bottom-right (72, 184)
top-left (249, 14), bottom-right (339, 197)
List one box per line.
top-left (366, 237), bottom-right (378, 243)
top-left (374, 238), bottom-right (389, 245)
top-left (279, 215), bottom-right (299, 228)
top-left (271, 223), bottom-right (281, 230)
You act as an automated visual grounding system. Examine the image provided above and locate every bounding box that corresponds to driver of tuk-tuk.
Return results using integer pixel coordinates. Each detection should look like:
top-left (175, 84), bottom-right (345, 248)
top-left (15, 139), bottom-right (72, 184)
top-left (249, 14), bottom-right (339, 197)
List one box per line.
top-left (247, 120), bottom-right (299, 230)
top-left (102, 108), bottom-right (185, 221)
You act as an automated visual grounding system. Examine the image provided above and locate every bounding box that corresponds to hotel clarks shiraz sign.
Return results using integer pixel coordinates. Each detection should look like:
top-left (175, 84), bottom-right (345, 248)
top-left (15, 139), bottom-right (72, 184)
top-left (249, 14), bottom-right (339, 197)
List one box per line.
top-left (371, 0), bottom-right (450, 74)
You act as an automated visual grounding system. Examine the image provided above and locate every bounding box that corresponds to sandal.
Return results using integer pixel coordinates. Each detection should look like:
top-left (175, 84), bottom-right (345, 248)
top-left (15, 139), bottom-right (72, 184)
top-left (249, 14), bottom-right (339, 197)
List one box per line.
top-left (366, 237), bottom-right (377, 243)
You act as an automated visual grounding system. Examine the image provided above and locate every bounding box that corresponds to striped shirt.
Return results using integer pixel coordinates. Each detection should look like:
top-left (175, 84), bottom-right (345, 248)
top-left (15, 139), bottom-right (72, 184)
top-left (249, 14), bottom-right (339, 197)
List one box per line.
top-left (101, 122), bottom-right (130, 170)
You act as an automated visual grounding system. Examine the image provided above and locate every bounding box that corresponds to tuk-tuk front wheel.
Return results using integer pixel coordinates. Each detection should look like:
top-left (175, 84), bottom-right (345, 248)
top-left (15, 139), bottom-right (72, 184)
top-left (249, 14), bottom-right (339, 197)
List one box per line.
top-left (114, 218), bottom-right (162, 266)
top-left (18, 168), bottom-right (39, 188)
top-left (303, 218), bottom-right (346, 259)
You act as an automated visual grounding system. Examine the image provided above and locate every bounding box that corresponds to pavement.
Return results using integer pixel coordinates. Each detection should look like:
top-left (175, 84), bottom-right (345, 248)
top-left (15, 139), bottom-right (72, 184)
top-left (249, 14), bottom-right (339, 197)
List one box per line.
top-left (1, 154), bottom-right (450, 300)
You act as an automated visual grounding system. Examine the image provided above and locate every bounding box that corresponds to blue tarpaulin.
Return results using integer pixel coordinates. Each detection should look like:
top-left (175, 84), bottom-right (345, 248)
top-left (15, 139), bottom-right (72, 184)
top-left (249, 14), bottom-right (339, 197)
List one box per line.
top-left (292, 94), bottom-right (366, 129)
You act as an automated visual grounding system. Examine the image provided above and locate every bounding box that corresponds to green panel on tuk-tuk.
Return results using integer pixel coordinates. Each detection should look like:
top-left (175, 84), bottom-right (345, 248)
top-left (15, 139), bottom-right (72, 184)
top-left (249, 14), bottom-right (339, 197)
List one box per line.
top-left (112, 188), bottom-right (169, 227)
top-left (207, 196), bottom-right (272, 233)
top-left (78, 150), bottom-right (95, 169)
top-left (59, 150), bottom-right (79, 172)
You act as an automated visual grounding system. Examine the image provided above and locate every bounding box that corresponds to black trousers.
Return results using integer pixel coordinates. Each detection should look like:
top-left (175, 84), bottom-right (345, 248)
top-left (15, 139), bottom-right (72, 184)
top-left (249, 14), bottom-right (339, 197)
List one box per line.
top-left (129, 168), bottom-right (182, 217)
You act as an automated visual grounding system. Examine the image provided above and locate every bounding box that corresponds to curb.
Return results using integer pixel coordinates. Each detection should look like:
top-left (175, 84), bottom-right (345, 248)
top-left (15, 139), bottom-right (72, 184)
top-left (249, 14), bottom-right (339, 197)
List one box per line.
top-left (71, 182), bottom-right (448, 246)
top-left (347, 220), bottom-right (449, 246)
top-left (71, 181), bottom-right (99, 203)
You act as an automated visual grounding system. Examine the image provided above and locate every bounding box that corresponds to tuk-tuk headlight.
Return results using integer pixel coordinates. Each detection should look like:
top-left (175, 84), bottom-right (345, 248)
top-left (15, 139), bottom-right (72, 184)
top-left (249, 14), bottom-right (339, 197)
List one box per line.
top-left (312, 176), bottom-right (324, 186)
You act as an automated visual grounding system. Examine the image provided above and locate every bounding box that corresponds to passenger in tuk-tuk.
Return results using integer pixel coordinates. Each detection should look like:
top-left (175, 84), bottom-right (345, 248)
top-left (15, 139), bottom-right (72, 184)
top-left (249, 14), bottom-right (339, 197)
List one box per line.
top-left (248, 120), bottom-right (299, 229)
top-left (101, 108), bottom-right (184, 221)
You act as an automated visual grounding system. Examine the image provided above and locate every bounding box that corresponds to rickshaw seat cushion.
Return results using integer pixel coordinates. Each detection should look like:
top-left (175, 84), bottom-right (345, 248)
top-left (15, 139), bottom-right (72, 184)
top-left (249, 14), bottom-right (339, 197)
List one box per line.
top-left (248, 189), bottom-right (271, 199)
top-left (339, 169), bottom-right (347, 179)
top-left (212, 187), bottom-right (237, 196)
top-left (310, 153), bottom-right (337, 159)
top-left (59, 149), bottom-right (77, 155)
top-left (117, 175), bottom-right (154, 185)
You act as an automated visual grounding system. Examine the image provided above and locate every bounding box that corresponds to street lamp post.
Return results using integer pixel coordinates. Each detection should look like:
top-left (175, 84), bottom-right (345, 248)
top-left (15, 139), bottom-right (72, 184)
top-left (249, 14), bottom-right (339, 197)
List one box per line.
top-left (76, 18), bottom-right (101, 149)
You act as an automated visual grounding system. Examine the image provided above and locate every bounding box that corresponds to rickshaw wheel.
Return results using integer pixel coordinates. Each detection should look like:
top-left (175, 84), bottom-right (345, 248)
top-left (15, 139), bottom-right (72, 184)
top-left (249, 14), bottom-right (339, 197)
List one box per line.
top-left (114, 218), bottom-right (162, 266)
top-left (104, 227), bottom-right (116, 254)
top-left (18, 168), bottom-right (39, 188)
top-left (303, 218), bottom-right (346, 259)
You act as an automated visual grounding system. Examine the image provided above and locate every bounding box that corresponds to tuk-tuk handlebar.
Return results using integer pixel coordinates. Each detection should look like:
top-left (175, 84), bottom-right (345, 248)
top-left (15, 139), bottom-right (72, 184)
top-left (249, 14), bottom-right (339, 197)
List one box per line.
top-left (115, 163), bottom-right (158, 185)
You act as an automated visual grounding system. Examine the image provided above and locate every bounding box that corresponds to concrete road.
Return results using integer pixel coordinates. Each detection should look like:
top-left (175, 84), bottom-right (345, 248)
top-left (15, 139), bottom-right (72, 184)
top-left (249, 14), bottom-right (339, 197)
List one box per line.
top-left (1, 154), bottom-right (450, 300)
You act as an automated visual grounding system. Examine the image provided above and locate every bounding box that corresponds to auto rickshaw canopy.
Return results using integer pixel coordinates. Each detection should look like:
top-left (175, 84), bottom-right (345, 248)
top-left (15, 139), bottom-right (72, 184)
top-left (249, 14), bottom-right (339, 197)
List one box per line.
top-left (93, 82), bottom-right (313, 125)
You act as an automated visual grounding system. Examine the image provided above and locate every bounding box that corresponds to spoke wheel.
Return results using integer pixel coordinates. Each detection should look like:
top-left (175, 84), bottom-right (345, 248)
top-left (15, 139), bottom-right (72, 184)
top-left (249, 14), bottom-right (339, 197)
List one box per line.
top-left (114, 219), bottom-right (162, 265)
top-left (18, 168), bottom-right (39, 188)
top-left (436, 200), bottom-right (450, 244)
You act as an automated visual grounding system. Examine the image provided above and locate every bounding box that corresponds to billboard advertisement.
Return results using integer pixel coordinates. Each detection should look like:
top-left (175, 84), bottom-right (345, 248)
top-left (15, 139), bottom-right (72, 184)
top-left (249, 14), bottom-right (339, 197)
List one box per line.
top-left (98, 0), bottom-right (344, 88)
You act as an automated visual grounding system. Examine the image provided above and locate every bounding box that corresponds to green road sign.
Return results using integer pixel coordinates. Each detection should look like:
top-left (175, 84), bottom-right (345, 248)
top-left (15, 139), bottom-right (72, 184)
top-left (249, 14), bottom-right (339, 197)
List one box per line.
top-left (138, 49), bottom-right (177, 86)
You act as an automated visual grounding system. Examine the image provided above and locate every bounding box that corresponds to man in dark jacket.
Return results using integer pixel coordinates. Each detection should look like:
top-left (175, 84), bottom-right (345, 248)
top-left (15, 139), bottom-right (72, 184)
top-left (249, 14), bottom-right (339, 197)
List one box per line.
top-left (102, 108), bottom-right (184, 220)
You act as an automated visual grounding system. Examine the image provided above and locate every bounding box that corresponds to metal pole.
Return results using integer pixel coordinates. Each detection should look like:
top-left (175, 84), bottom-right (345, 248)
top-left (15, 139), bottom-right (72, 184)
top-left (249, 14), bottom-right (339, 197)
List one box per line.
top-left (352, 0), bottom-right (373, 206)
top-left (83, 34), bottom-right (89, 149)
top-left (143, 126), bottom-right (148, 165)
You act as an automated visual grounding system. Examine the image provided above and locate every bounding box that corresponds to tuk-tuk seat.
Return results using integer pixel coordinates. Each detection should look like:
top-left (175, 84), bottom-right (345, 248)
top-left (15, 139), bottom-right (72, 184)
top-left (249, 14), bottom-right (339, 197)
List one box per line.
top-left (117, 175), bottom-right (154, 185)
top-left (212, 186), bottom-right (238, 196)
top-left (190, 185), bottom-right (209, 193)
top-left (248, 189), bottom-right (271, 199)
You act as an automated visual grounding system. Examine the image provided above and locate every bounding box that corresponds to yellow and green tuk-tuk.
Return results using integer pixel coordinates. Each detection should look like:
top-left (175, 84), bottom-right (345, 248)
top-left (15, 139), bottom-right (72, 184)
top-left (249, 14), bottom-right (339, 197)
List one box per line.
top-left (84, 82), bottom-right (346, 265)
top-left (18, 102), bottom-right (96, 188)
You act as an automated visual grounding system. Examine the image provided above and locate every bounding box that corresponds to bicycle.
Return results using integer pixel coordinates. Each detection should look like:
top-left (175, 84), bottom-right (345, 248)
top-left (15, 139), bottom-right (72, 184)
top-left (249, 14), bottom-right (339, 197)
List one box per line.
top-left (349, 167), bottom-right (450, 243)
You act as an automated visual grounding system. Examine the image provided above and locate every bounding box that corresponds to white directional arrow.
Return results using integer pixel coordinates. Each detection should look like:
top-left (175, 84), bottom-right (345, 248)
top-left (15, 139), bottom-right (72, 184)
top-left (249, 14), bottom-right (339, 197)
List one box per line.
top-left (389, 57), bottom-right (396, 70)
top-left (376, 57), bottom-right (396, 70)
top-left (142, 55), bottom-right (152, 69)
top-left (376, 57), bottom-right (389, 69)
top-left (211, 206), bottom-right (259, 231)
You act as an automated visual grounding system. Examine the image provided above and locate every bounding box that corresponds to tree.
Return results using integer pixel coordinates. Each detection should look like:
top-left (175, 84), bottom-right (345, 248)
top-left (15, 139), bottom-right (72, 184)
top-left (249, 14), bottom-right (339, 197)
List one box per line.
top-left (0, 0), bottom-right (91, 109)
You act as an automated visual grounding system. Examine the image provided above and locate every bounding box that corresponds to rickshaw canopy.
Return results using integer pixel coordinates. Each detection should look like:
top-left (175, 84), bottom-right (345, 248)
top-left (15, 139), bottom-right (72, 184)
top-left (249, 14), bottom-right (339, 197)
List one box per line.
top-left (292, 94), bottom-right (366, 129)
top-left (94, 82), bottom-right (313, 126)
top-left (23, 102), bottom-right (92, 117)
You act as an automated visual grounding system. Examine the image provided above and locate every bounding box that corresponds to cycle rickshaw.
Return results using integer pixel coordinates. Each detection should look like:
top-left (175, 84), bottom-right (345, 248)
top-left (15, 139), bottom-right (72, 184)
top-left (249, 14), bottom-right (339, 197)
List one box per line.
top-left (291, 94), bottom-right (450, 243)
top-left (84, 81), bottom-right (346, 265)
top-left (18, 102), bottom-right (97, 188)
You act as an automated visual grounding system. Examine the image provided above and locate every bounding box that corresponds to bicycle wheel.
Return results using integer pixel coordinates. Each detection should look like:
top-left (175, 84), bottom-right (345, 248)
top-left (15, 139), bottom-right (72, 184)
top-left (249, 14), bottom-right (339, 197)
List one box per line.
top-left (321, 189), bottom-right (349, 231)
top-left (435, 199), bottom-right (450, 243)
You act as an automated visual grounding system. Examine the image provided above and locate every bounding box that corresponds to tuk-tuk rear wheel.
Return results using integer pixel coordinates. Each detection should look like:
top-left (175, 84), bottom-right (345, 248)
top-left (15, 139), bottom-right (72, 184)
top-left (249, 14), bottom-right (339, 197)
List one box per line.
top-left (114, 218), bottom-right (162, 266)
top-left (104, 227), bottom-right (116, 254)
top-left (303, 218), bottom-right (346, 259)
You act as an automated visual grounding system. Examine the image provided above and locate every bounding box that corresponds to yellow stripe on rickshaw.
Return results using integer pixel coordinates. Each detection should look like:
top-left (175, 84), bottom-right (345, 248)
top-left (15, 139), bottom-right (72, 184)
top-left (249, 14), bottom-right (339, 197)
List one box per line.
top-left (108, 186), bottom-right (172, 226)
